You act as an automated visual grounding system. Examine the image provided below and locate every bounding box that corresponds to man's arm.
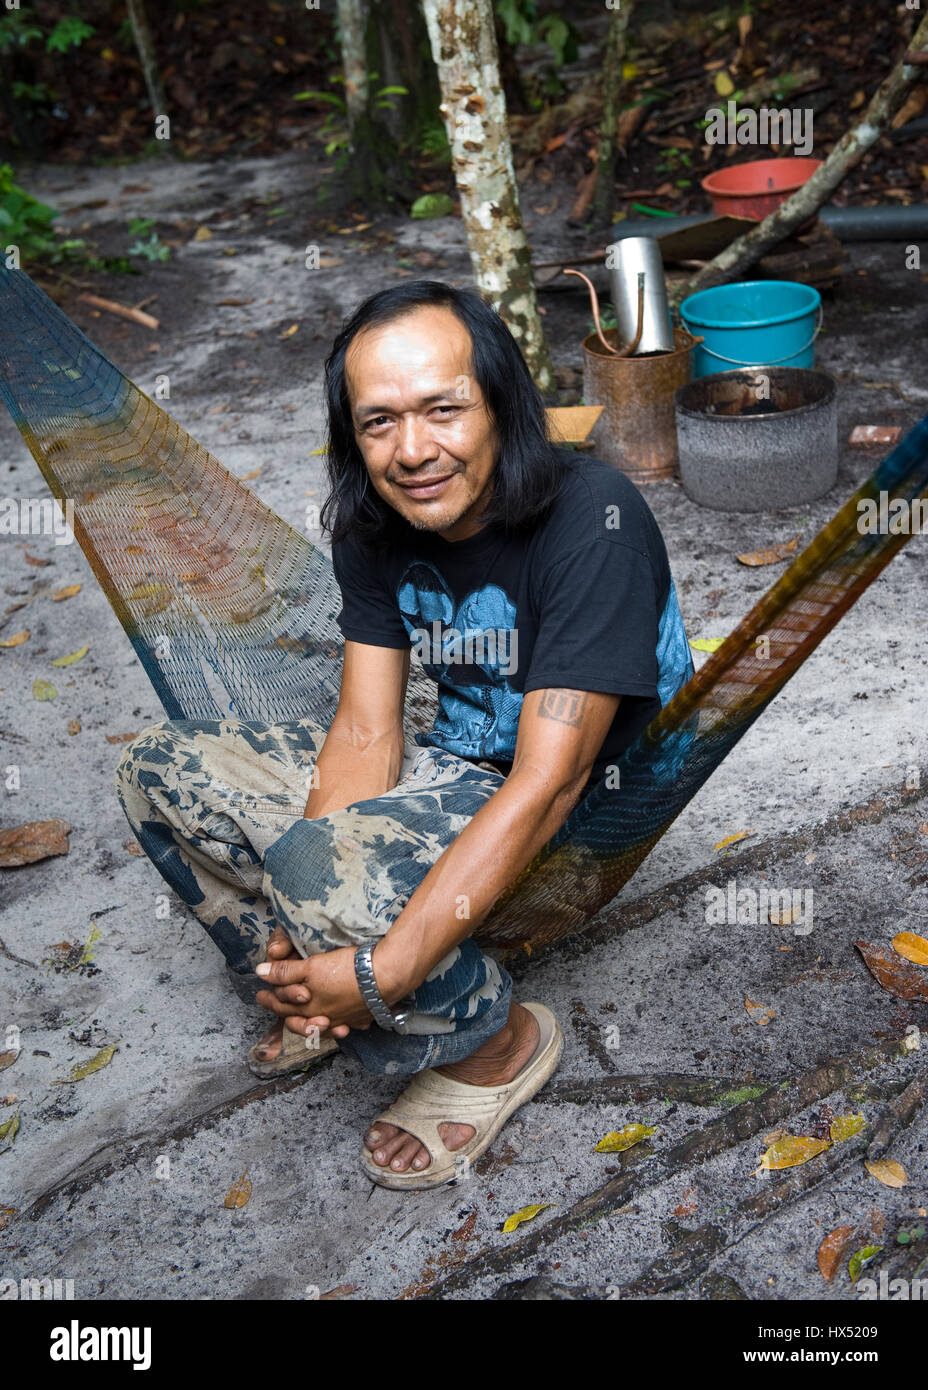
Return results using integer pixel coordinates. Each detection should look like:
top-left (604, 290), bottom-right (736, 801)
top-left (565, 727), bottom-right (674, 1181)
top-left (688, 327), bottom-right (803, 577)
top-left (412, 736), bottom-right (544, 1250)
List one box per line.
top-left (302, 639), bottom-right (410, 818)
top-left (371, 686), bottom-right (620, 1003)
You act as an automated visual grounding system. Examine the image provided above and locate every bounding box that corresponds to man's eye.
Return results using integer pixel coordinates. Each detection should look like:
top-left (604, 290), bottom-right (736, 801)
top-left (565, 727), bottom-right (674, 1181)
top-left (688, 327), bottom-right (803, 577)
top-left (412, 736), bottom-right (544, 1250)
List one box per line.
top-left (435, 405), bottom-right (457, 416)
top-left (366, 416), bottom-right (389, 429)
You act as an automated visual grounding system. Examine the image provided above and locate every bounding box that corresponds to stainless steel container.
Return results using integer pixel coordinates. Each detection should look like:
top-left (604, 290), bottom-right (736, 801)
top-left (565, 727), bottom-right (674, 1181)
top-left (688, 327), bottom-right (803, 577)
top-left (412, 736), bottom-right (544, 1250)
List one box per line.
top-left (606, 236), bottom-right (675, 355)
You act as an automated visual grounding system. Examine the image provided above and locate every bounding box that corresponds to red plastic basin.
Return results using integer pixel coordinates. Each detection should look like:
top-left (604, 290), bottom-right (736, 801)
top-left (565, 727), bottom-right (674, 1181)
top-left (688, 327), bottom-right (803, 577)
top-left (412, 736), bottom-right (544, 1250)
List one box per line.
top-left (701, 157), bottom-right (823, 222)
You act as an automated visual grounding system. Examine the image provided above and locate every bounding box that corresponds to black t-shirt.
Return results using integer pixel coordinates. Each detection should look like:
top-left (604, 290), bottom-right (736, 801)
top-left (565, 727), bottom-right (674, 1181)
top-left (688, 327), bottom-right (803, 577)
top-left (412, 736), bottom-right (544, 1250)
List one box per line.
top-left (331, 452), bottom-right (694, 786)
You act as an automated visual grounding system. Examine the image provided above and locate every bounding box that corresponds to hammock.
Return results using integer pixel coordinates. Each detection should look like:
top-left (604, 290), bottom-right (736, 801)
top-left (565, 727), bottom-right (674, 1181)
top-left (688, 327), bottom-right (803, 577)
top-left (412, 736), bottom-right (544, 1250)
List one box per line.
top-left (1, 263), bottom-right (925, 949)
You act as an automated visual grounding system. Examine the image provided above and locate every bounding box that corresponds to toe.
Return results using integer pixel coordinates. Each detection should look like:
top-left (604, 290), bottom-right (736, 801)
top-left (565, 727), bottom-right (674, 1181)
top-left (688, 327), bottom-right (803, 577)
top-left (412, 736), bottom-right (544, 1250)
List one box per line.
top-left (364, 1121), bottom-right (399, 1152)
top-left (389, 1136), bottom-right (426, 1172)
top-left (437, 1122), bottom-right (476, 1151)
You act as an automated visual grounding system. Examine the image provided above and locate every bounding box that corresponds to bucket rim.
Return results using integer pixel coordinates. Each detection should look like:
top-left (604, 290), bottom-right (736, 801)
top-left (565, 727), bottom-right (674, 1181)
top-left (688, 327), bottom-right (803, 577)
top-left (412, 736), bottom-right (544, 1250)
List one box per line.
top-left (673, 365), bottom-right (837, 421)
top-left (679, 280), bottom-right (821, 330)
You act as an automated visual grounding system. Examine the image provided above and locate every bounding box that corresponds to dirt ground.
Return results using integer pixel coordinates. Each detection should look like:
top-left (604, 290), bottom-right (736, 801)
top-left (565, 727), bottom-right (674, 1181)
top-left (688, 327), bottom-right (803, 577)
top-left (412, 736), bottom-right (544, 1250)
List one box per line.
top-left (0, 145), bottom-right (926, 1303)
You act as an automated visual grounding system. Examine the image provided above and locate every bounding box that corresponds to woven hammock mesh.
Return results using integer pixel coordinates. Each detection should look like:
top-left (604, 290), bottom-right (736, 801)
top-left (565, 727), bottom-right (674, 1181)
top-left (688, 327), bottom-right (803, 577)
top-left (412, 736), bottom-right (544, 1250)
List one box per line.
top-left (1, 264), bottom-right (925, 947)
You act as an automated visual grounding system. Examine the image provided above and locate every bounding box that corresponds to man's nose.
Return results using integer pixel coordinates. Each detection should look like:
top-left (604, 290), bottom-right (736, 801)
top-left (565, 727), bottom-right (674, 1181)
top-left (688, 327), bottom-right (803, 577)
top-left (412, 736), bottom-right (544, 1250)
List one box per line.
top-left (394, 414), bottom-right (439, 467)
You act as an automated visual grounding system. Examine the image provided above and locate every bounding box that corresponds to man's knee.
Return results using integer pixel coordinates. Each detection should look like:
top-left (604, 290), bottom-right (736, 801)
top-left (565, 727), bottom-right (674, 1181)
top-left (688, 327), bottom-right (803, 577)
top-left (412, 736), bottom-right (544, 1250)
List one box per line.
top-left (112, 719), bottom-right (193, 805)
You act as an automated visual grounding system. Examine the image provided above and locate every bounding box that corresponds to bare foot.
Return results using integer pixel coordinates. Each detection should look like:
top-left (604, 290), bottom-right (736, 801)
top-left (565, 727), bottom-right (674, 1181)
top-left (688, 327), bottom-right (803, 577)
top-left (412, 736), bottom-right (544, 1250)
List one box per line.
top-left (363, 1002), bottom-right (540, 1175)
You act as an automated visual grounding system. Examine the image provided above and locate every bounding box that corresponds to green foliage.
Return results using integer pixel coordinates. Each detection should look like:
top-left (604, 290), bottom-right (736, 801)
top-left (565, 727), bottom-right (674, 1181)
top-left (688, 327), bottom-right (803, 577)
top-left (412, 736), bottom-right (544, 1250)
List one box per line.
top-left (410, 193), bottom-right (455, 220)
top-left (0, 163), bottom-right (58, 257)
top-left (128, 230), bottom-right (170, 263)
top-left (495, 0), bottom-right (578, 66)
top-left (46, 16), bottom-right (94, 55)
top-left (0, 9), bottom-right (93, 55)
top-left (418, 119), bottom-right (450, 163)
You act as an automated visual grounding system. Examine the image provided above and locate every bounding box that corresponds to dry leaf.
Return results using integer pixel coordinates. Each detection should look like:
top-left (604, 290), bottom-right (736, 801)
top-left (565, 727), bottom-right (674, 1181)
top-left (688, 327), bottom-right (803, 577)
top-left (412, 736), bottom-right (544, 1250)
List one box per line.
top-left (0, 818), bottom-right (70, 867)
top-left (850, 90), bottom-right (866, 110)
top-left (105, 731), bottom-right (139, 744)
top-left (193, 225), bottom-right (213, 241)
top-left (690, 637), bottom-right (725, 653)
top-left (892, 931), bottom-right (928, 966)
top-left (0, 1114), bottom-right (19, 1144)
top-left (224, 1171), bottom-right (252, 1208)
top-left (673, 1186), bottom-right (698, 1217)
top-left (51, 644), bottom-right (90, 667)
top-left (51, 583), bottom-right (81, 601)
top-left (745, 996), bottom-right (776, 1026)
top-left (769, 901), bottom-right (799, 925)
top-left (865, 1159), bottom-right (908, 1189)
top-left (817, 1224), bottom-right (856, 1282)
top-left (32, 677), bottom-right (57, 701)
top-left (0, 630), bottom-right (29, 647)
top-left (855, 940), bottom-right (928, 1002)
top-left (737, 535), bottom-right (800, 566)
top-left (279, 323), bottom-right (299, 339)
top-left (830, 1113), bottom-right (866, 1142)
top-left (317, 256), bottom-right (342, 268)
top-left (715, 830), bottom-right (752, 850)
top-left (67, 719), bottom-right (81, 735)
top-left (0, 1049), bottom-right (19, 1072)
top-left (64, 1043), bottom-right (118, 1083)
top-left (714, 71), bottom-right (735, 97)
top-left (0, 1205), bottom-right (16, 1230)
top-left (502, 1202), bottom-right (554, 1233)
top-left (320, 1283), bottom-right (357, 1300)
top-left (238, 467), bottom-right (262, 480)
top-left (595, 1122), bottom-right (657, 1153)
top-left (759, 1135), bottom-right (830, 1170)
top-left (24, 550), bottom-right (50, 566)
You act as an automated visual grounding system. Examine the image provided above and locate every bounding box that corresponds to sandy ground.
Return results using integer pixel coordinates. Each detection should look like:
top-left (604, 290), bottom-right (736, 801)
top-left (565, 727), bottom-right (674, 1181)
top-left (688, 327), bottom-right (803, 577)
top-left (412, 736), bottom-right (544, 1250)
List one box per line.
top-left (0, 150), bottom-right (926, 1300)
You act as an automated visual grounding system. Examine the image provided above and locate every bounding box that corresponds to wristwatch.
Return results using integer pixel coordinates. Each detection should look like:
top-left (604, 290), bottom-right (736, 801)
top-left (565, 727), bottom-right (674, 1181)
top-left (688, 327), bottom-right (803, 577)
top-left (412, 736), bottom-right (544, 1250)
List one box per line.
top-left (354, 944), bottom-right (413, 1032)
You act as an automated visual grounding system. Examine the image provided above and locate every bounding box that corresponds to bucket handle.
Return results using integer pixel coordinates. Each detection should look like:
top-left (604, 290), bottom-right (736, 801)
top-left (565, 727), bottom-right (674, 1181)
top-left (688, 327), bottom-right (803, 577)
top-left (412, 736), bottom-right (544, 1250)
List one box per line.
top-left (693, 302), bottom-right (823, 368)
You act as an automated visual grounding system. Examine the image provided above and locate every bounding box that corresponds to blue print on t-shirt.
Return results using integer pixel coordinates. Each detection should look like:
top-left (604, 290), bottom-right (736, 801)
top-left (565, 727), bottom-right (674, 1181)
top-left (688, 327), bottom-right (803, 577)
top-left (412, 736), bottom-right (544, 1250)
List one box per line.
top-left (396, 562), bottom-right (523, 761)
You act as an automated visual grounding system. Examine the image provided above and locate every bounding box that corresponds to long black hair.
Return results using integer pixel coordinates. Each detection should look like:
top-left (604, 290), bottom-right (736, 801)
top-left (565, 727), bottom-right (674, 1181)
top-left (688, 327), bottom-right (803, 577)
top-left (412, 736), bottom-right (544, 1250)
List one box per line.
top-left (320, 280), bottom-right (574, 543)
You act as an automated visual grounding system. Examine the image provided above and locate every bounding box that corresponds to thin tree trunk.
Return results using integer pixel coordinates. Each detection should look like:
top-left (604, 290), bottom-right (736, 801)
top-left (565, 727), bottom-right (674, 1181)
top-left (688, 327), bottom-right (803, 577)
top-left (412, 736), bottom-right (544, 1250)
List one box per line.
top-left (125, 0), bottom-right (167, 120)
top-left (336, 0), bottom-right (368, 138)
top-left (683, 11), bottom-right (928, 295)
top-left (421, 0), bottom-right (556, 393)
top-left (592, 0), bottom-right (634, 228)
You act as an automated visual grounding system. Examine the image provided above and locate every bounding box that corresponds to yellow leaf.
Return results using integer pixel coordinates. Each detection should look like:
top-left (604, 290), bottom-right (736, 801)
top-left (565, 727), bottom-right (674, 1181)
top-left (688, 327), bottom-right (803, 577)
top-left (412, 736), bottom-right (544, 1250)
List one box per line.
top-left (309, 445), bottom-right (328, 455)
top-left (51, 583), bottom-right (82, 601)
top-left (690, 637), bottom-right (725, 652)
top-left (745, 996), bottom-right (776, 1026)
top-left (714, 830), bottom-right (752, 850)
top-left (65, 1043), bottom-right (118, 1083)
top-left (193, 226), bottom-right (213, 241)
top-left (0, 630), bottom-right (29, 647)
top-left (502, 1202), bottom-right (554, 1233)
top-left (715, 71), bottom-right (735, 97)
top-left (830, 1113), bottom-right (866, 1142)
top-left (51, 643), bottom-right (90, 667)
top-left (865, 1159), bottom-right (908, 1189)
top-left (622, 62), bottom-right (639, 80)
top-left (280, 323), bottom-right (300, 339)
top-left (101, 47), bottom-right (115, 60)
top-left (238, 467), bottom-right (262, 481)
top-left (759, 1135), bottom-right (830, 1170)
top-left (0, 1114), bottom-right (19, 1144)
top-left (892, 931), bottom-right (928, 966)
top-left (224, 1171), bottom-right (252, 1209)
top-left (595, 1123), bottom-right (657, 1153)
top-left (32, 678), bottom-right (57, 701)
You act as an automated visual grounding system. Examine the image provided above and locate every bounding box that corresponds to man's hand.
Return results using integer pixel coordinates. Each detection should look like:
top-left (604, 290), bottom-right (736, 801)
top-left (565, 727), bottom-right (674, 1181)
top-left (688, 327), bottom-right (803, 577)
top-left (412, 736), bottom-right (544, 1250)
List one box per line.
top-left (255, 945), bottom-right (377, 1039)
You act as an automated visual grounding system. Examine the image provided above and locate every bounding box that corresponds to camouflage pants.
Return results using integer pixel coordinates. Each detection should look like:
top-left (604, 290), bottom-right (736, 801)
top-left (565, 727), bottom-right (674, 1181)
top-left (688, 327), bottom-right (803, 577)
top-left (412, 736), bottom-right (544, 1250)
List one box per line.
top-left (112, 718), bottom-right (513, 1075)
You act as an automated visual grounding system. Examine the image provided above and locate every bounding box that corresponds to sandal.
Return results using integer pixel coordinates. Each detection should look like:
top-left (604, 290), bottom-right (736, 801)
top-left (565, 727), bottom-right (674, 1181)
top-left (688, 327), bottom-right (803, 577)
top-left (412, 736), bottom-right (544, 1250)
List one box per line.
top-left (360, 1002), bottom-right (563, 1190)
top-left (247, 1021), bottom-right (339, 1078)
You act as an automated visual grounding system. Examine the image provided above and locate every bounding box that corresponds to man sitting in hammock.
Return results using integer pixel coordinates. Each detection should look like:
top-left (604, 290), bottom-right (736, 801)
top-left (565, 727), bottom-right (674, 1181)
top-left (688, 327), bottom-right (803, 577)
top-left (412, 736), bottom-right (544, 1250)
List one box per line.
top-left (114, 280), bottom-right (693, 1189)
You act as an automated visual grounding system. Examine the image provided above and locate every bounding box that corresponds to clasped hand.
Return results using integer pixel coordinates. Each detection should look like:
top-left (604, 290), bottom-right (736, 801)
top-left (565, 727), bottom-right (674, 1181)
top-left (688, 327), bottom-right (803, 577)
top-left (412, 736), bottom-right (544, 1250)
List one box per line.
top-left (255, 925), bottom-right (373, 1040)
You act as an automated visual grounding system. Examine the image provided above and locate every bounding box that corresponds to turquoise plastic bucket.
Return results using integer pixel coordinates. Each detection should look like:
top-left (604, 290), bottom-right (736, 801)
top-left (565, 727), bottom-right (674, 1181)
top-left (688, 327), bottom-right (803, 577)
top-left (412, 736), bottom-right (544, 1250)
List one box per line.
top-left (680, 280), bottom-right (822, 378)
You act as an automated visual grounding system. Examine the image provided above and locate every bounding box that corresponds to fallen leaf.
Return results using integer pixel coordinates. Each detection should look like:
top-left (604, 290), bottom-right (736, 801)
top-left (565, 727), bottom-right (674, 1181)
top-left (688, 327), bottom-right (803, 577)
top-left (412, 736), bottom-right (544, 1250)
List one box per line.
top-left (0, 1049), bottom-right (19, 1071)
top-left (855, 940), bottom-right (928, 1002)
top-left (745, 996), bottom-right (776, 1026)
top-left (595, 1122), bottom-right (657, 1153)
top-left (502, 1202), bottom-right (554, 1233)
top-left (737, 535), bottom-right (801, 566)
top-left (849, 1245), bottom-right (883, 1282)
top-left (317, 256), bottom-right (342, 268)
top-left (224, 1171), bottom-right (252, 1209)
top-left (50, 583), bottom-right (81, 601)
top-left (279, 323), bottom-right (299, 338)
top-left (817, 1224), bottom-right (857, 1281)
top-left (105, 732), bottom-right (139, 744)
top-left (24, 550), bottom-right (50, 566)
top-left (64, 1043), bottom-right (118, 1083)
top-left (769, 901), bottom-right (799, 925)
top-left (715, 830), bottom-right (752, 850)
top-left (216, 298), bottom-right (255, 307)
top-left (714, 71), bottom-right (735, 97)
top-left (0, 1205), bottom-right (16, 1230)
top-left (0, 1114), bottom-right (19, 1144)
top-left (850, 89), bottom-right (866, 110)
top-left (238, 467), bottom-right (262, 480)
top-left (830, 1113), bottom-right (866, 1142)
top-left (51, 643), bottom-right (90, 667)
top-left (0, 630), bottom-right (29, 647)
top-left (865, 1159), bottom-right (908, 1189)
top-left (759, 1136), bottom-right (830, 1170)
top-left (32, 677), bottom-right (57, 701)
top-left (320, 1283), bottom-right (357, 1300)
top-left (690, 637), bottom-right (725, 653)
top-left (892, 931), bottom-right (928, 966)
top-left (0, 818), bottom-right (70, 867)
top-left (673, 1186), bottom-right (698, 1217)
top-left (193, 225), bottom-right (213, 241)
top-left (67, 719), bottom-right (81, 735)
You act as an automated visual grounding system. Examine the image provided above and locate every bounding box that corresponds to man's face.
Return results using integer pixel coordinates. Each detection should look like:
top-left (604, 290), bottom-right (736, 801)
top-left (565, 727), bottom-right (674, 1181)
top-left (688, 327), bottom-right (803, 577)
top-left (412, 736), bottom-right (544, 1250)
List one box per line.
top-left (344, 304), bottom-right (498, 542)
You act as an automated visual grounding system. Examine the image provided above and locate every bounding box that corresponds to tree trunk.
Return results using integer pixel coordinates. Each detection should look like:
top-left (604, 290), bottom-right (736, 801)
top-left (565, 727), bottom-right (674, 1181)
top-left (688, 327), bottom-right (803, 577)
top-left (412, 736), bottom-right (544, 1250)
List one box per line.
top-left (421, 0), bottom-right (556, 394)
top-left (683, 11), bottom-right (928, 295)
top-left (125, 0), bottom-right (167, 120)
top-left (591, 0), bottom-right (634, 228)
top-left (336, 0), bottom-right (368, 136)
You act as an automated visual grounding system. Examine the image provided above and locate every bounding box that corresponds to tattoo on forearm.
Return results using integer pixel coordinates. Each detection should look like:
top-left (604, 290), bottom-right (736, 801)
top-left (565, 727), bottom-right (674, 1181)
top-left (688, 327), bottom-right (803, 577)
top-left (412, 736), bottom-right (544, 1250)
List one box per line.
top-left (538, 689), bottom-right (589, 727)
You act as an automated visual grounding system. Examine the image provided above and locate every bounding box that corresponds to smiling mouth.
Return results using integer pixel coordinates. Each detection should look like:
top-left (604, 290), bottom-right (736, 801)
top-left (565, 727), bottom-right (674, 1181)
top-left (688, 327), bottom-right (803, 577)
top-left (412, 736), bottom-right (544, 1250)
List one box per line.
top-left (393, 473), bottom-right (456, 498)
